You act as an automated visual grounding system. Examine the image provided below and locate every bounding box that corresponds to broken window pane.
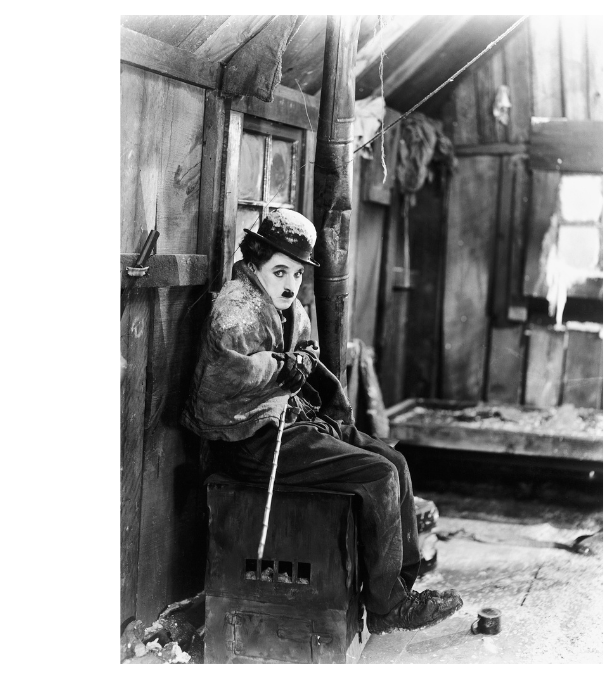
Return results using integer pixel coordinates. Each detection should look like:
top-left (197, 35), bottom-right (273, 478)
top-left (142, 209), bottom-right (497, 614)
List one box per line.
top-left (269, 139), bottom-right (294, 205)
top-left (557, 225), bottom-right (602, 271)
top-left (238, 132), bottom-right (265, 201)
top-left (559, 174), bottom-right (603, 224)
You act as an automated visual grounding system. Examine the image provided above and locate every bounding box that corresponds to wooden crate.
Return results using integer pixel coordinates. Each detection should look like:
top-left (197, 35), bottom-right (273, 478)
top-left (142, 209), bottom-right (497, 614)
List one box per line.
top-left (387, 399), bottom-right (603, 462)
top-left (204, 475), bottom-right (370, 664)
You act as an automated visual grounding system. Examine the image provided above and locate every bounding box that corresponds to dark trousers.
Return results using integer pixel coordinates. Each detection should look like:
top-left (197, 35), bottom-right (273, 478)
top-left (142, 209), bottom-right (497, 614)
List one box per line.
top-left (212, 415), bottom-right (421, 615)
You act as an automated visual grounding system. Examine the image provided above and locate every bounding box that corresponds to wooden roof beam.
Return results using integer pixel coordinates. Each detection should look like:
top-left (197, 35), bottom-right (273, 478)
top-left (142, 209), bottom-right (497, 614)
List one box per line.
top-left (194, 15), bottom-right (274, 62)
top-left (354, 15), bottom-right (424, 79)
top-left (370, 15), bottom-right (471, 99)
top-left (120, 26), bottom-right (220, 90)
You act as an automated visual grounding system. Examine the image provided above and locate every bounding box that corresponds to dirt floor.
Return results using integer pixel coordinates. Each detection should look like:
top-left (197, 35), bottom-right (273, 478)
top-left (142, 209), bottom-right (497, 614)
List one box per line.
top-left (359, 479), bottom-right (603, 664)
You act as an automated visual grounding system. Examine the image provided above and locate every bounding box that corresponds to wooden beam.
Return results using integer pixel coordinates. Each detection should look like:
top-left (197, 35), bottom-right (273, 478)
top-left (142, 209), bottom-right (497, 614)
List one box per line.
top-left (120, 254), bottom-right (209, 289)
top-left (220, 111), bottom-right (244, 284)
top-left (197, 90), bottom-right (231, 292)
top-left (354, 15), bottom-right (423, 78)
top-left (194, 15), bottom-right (273, 62)
top-left (120, 288), bottom-right (151, 624)
top-left (530, 119), bottom-right (603, 173)
top-left (455, 143), bottom-right (527, 156)
top-left (372, 15), bottom-right (471, 98)
top-left (120, 26), bottom-right (220, 90)
top-left (231, 84), bottom-right (319, 131)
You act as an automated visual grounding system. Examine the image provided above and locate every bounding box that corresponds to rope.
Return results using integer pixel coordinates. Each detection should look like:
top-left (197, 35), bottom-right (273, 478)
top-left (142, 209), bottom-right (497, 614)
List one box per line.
top-left (378, 15), bottom-right (387, 183)
top-left (353, 15), bottom-right (529, 156)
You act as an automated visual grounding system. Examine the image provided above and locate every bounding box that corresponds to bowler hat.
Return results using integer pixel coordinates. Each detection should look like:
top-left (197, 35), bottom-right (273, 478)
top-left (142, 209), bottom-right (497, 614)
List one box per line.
top-left (244, 209), bottom-right (320, 267)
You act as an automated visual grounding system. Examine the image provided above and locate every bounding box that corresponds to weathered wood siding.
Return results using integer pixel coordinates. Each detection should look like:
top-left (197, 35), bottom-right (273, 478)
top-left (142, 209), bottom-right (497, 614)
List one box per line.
top-left (428, 17), bottom-right (603, 407)
top-left (120, 63), bottom-right (208, 627)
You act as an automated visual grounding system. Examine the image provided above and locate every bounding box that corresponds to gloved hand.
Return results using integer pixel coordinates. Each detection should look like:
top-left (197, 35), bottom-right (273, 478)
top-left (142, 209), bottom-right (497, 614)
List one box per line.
top-left (272, 348), bottom-right (318, 393)
top-left (295, 339), bottom-right (320, 363)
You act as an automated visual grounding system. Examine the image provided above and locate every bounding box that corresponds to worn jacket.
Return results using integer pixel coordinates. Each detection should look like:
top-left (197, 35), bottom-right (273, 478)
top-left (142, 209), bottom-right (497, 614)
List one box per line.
top-left (182, 261), bottom-right (353, 441)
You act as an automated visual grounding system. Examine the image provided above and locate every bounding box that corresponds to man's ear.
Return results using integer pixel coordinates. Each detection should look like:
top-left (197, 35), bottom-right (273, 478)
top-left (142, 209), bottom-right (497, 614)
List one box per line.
top-left (248, 262), bottom-right (256, 273)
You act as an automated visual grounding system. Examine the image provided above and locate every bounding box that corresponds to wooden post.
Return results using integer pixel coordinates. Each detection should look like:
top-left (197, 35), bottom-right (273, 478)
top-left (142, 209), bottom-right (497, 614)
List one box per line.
top-left (313, 16), bottom-right (361, 386)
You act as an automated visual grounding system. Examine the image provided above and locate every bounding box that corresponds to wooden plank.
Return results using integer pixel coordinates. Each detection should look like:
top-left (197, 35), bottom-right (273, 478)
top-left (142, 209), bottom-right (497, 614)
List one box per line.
top-left (455, 143), bottom-right (527, 156)
top-left (562, 330), bottom-right (603, 408)
top-left (197, 90), bottom-right (230, 289)
top-left (586, 17), bottom-right (603, 121)
top-left (405, 184), bottom-right (446, 400)
top-left (231, 84), bottom-right (319, 131)
top-left (376, 191), bottom-right (399, 394)
top-left (120, 63), bottom-right (146, 254)
top-left (560, 16), bottom-right (589, 120)
top-left (529, 119), bottom-right (603, 173)
top-left (453, 73), bottom-right (479, 146)
top-left (120, 64), bottom-right (206, 254)
top-left (136, 288), bottom-right (206, 625)
top-left (350, 196), bottom-right (385, 348)
top-left (120, 288), bottom-right (151, 624)
top-left (490, 48), bottom-right (507, 144)
top-left (389, 419), bottom-right (602, 461)
top-left (379, 194), bottom-right (410, 407)
top-left (523, 170), bottom-right (560, 297)
top-left (302, 129), bottom-right (317, 220)
top-left (475, 57), bottom-right (499, 144)
top-left (360, 345), bottom-right (390, 439)
top-left (120, 26), bottom-right (220, 90)
top-left (509, 154), bottom-right (531, 305)
top-left (524, 326), bottom-right (565, 408)
top-left (374, 15), bottom-right (471, 98)
top-left (120, 15), bottom-right (208, 48)
top-left (487, 326), bottom-right (525, 404)
top-left (221, 111), bottom-right (244, 283)
top-left (442, 156), bottom-right (500, 401)
top-left (120, 254), bottom-right (209, 289)
top-left (529, 15), bottom-right (562, 118)
top-left (503, 22), bottom-right (532, 143)
top-left (491, 156), bottom-right (516, 323)
top-left (194, 15), bottom-right (273, 62)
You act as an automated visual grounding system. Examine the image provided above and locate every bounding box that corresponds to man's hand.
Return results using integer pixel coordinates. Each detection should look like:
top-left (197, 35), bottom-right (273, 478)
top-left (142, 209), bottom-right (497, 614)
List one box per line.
top-left (296, 339), bottom-right (320, 363)
top-left (272, 348), bottom-right (318, 393)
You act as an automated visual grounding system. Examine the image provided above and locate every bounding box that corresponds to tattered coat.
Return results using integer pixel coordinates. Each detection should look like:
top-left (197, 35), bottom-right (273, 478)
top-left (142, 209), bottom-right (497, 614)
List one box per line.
top-left (182, 261), bottom-right (352, 441)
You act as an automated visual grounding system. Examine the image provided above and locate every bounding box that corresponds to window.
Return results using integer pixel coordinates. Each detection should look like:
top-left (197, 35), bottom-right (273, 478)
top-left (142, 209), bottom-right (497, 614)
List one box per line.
top-left (545, 174), bottom-right (603, 323)
top-left (234, 118), bottom-right (304, 263)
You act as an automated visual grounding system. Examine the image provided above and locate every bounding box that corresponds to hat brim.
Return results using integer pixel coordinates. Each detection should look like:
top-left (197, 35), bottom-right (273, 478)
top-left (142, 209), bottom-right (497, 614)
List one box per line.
top-left (243, 229), bottom-right (320, 267)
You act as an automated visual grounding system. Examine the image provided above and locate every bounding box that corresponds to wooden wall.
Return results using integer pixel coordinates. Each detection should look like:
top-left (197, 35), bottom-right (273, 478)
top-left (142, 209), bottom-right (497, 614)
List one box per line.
top-left (435, 16), bottom-right (603, 407)
top-left (120, 49), bottom-right (319, 627)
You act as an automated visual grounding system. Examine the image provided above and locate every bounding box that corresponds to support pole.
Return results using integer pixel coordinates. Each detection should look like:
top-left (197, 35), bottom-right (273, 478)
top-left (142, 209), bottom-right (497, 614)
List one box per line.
top-left (313, 15), bottom-right (361, 386)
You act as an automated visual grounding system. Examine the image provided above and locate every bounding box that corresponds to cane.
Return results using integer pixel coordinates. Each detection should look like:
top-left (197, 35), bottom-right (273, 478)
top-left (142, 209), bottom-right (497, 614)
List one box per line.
top-left (257, 403), bottom-right (289, 560)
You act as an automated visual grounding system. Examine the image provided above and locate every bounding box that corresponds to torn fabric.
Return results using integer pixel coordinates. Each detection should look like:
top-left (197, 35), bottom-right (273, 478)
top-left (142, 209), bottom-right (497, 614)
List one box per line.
top-left (221, 15), bottom-right (299, 102)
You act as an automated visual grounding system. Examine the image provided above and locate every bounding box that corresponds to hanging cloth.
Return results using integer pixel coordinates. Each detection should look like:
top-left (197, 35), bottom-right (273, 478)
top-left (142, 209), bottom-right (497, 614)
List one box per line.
top-left (221, 15), bottom-right (300, 102)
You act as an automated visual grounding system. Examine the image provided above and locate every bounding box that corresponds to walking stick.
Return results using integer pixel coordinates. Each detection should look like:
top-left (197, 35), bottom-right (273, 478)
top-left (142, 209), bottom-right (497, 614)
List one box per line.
top-left (257, 403), bottom-right (289, 560)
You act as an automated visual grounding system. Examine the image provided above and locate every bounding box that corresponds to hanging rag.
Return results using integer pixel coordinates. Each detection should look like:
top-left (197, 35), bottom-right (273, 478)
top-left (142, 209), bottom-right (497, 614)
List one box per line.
top-left (395, 113), bottom-right (456, 193)
top-left (221, 15), bottom-right (300, 102)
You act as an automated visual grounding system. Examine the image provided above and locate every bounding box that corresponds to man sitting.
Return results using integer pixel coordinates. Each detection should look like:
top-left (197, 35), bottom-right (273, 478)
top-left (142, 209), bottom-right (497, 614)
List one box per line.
top-left (182, 209), bottom-right (462, 634)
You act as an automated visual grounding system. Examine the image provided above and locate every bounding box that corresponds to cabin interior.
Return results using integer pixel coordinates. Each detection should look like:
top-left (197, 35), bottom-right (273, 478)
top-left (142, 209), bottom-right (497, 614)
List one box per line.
top-left (120, 14), bottom-right (603, 664)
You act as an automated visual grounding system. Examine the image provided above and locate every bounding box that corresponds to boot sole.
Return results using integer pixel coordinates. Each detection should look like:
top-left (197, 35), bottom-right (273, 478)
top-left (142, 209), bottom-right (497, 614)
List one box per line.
top-left (368, 598), bottom-right (463, 635)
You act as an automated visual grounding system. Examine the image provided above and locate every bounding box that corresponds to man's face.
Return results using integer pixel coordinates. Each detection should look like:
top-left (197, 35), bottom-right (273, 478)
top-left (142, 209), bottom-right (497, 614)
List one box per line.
top-left (252, 252), bottom-right (304, 311)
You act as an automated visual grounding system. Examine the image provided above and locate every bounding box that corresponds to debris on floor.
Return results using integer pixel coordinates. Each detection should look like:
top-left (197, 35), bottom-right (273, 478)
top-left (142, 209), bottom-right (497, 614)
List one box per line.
top-left (120, 590), bottom-right (206, 664)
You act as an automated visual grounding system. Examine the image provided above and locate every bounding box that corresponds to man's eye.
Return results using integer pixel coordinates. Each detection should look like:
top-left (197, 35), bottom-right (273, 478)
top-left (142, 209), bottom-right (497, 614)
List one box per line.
top-left (274, 271), bottom-right (284, 277)
top-left (295, 272), bottom-right (303, 279)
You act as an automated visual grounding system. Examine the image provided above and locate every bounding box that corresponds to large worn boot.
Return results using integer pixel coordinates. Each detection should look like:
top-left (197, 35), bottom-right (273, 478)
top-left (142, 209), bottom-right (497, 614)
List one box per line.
top-left (367, 589), bottom-right (463, 634)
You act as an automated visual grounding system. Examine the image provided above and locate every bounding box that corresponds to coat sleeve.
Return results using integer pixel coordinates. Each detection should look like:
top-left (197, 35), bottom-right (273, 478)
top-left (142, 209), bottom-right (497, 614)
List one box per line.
top-left (201, 319), bottom-right (285, 402)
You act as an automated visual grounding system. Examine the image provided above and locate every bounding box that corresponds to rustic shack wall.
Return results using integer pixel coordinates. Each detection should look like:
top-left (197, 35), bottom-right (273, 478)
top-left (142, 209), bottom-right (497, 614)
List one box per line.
top-left (120, 52), bottom-right (319, 626)
top-left (435, 16), bottom-right (603, 406)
